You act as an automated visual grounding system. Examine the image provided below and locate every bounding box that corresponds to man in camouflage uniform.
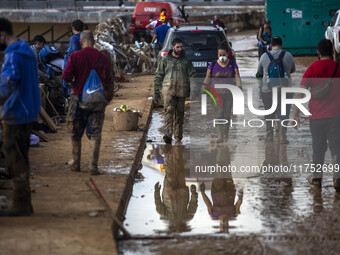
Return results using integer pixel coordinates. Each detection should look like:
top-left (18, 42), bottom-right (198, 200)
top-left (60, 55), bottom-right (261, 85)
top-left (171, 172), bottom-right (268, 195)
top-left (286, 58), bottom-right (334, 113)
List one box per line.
top-left (154, 38), bottom-right (196, 144)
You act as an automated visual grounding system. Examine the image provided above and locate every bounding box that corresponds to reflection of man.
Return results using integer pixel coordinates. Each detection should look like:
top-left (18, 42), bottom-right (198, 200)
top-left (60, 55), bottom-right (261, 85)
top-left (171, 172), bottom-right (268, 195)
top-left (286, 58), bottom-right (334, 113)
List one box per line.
top-left (292, 39), bottom-right (340, 190)
top-left (154, 144), bottom-right (198, 232)
top-left (199, 145), bottom-right (242, 233)
top-left (0, 18), bottom-right (40, 216)
top-left (154, 38), bottom-right (196, 144)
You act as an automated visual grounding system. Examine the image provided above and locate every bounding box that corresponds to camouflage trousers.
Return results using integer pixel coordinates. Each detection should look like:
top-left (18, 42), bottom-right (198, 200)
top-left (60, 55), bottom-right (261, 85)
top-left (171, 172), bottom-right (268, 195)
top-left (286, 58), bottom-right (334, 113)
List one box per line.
top-left (3, 123), bottom-right (33, 205)
top-left (67, 95), bottom-right (105, 141)
top-left (163, 95), bottom-right (185, 140)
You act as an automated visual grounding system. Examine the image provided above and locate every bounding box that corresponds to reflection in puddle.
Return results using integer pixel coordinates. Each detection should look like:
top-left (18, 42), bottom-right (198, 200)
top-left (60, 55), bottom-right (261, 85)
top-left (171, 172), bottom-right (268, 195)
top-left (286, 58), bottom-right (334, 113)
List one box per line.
top-left (122, 33), bottom-right (335, 241)
top-left (123, 109), bottom-right (337, 238)
top-left (154, 145), bottom-right (198, 233)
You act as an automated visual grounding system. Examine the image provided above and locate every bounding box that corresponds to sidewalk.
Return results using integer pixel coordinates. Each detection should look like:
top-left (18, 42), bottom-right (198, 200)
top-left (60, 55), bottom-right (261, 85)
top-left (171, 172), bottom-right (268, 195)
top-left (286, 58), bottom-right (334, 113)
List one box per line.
top-left (0, 75), bottom-right (154, 255)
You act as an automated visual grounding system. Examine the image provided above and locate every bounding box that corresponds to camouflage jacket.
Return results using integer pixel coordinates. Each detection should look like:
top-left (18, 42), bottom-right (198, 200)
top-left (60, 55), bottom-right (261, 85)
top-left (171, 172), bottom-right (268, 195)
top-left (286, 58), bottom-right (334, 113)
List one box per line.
top-left (154, 50), bottom-right (196, 98)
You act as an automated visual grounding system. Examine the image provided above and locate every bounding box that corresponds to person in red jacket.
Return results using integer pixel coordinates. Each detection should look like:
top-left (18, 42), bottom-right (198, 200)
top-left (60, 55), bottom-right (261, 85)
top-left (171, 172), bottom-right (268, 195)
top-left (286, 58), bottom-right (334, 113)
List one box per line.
top-left (292, 39), bottom-right (340, 191)
top-left (63, 30), bottom-right (114, 175)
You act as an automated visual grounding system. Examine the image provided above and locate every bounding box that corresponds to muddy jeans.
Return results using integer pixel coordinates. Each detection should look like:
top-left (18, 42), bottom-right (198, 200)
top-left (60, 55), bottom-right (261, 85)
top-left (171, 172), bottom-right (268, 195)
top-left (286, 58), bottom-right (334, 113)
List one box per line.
top-left (3, 123), bottom-right (33, 206)
top-left (163, 95), bottom-right (185, 139)
top-left (67, 95), bottom-right (105, 141)
top-left (310, 117), bottom-right (340, 178)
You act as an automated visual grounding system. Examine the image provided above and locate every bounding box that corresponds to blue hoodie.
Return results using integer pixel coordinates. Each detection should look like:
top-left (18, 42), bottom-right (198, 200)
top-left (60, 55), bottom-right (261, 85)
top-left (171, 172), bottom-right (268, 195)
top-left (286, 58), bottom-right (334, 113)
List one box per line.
top-left (63, 33), bottom-right (81, 90)
top-left (0, 39), bottom-right (40, 124)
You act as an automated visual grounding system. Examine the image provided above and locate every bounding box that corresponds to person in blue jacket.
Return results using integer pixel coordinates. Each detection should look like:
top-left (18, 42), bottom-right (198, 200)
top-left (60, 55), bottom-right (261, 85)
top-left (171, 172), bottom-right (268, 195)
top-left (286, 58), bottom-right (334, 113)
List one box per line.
top-left (257, 19), bottom-right (272, 60)
top-left (0, 18), bottom-right (40, 216)
top-left (62, 19), bottom-right (84, 97)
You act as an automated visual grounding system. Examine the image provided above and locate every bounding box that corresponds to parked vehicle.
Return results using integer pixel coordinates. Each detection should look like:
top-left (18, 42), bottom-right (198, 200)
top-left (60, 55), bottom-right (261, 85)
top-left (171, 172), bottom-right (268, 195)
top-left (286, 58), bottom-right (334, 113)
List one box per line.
top-left (130, 1), bottom-right (187, 42)
top-left (324, 9), bottom-right (340, 58)
top-left (159, 23), bottom-right (230, 77)
top-left (130, 2), bottom-right (187, 42)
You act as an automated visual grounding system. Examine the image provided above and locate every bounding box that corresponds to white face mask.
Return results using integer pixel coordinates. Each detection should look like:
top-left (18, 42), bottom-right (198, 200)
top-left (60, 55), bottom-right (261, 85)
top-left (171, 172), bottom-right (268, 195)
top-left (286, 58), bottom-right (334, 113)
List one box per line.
top-left (219, 56), bottom-right (227, 62)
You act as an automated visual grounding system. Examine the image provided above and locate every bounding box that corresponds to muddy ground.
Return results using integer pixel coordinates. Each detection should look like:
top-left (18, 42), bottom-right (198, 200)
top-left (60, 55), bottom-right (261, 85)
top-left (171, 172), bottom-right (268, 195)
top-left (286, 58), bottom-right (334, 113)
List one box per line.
top-left (0, 29), bottom-right (332, 255)
top-left (0, 75), bottom-right (154, 255)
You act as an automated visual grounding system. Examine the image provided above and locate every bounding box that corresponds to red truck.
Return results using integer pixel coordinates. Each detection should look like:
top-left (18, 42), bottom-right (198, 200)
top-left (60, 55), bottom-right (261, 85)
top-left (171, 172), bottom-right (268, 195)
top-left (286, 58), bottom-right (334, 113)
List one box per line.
top-left (130, 1), bottom-right (187, 42)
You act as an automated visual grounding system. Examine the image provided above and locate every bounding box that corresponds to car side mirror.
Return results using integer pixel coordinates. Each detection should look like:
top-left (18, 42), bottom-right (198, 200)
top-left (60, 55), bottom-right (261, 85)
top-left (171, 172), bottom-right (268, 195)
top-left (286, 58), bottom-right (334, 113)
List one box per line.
top-left (323, 20), bottom-right (331, 27)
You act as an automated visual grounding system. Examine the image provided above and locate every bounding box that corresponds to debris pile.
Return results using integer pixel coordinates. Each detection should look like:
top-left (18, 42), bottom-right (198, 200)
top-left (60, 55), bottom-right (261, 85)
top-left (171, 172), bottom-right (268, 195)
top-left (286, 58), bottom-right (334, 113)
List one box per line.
top-left (94, 17), bottom-right (155, 76)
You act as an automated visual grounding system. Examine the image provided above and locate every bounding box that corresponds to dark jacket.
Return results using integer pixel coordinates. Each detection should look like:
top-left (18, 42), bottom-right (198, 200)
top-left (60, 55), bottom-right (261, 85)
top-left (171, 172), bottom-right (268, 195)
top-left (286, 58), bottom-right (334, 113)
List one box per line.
top-left (154, 50), bottom-right (196, 98)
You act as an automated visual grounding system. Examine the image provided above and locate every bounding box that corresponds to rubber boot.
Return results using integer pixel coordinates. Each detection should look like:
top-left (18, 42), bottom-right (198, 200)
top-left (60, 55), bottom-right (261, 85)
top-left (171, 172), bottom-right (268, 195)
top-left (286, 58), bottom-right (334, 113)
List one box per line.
top-left (265, 121), bottom-right (273, 142)
top-left (71, 140), bottom-right (81, 172)
top-left (333, 156), bottom-right (340, 192)
top-left (0, 180), bottom-right (33, 216)
top-left (280, 125), bottom-right (289, 144)
top-left (163, 134), bottom-right (172, 144)
top-left (174, 124), bottom-right (183, 143)
top-left (89, 137), bottom-right (101, 175)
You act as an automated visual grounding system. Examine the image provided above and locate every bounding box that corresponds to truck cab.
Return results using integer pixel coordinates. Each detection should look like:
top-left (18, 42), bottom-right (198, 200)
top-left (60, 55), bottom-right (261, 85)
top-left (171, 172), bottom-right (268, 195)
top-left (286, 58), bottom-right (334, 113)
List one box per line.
top-left (130, 1), bottom-right (187, 42)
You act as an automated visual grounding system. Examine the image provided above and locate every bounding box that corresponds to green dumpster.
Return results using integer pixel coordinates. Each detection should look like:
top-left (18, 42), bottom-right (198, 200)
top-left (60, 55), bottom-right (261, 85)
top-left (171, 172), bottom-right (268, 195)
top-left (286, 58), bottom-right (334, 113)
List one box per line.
top-left (266, 0), bottom-right (340, 55)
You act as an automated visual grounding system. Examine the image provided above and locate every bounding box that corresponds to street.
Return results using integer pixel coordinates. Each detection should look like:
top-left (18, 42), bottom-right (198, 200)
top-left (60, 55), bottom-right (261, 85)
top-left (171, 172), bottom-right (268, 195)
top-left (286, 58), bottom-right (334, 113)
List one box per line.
top-left (119, 31), bottom-right (340, 255)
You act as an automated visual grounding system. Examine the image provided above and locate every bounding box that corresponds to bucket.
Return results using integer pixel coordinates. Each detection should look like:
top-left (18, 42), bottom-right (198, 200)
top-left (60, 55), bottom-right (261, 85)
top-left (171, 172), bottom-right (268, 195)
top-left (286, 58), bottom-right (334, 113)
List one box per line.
top-left (113, 110), bottom-right (139, 131)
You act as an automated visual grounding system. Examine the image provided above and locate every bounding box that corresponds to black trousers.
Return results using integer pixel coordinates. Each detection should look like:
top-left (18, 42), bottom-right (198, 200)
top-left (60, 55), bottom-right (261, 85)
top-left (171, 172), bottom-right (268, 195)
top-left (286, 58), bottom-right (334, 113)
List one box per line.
top-left (3, 123), bottom-right (33, 206)
top-left (262, 91), bottom-right (294, 120)
top-left (310, 117), bottom-right (340, 165)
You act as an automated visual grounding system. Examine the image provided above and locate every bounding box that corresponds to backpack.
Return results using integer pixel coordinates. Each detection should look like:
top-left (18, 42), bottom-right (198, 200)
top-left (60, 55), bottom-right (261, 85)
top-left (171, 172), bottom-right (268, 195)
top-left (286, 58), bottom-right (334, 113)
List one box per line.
top-left (267, 51), bottom-right (288, 88)
top-left (40, 46), bottom-right (64, 75)
top-left (41, 46), bottom-right (63, 63)
top-left (256, 26), bottom-right (272, 41)
top-left (81, 51), bottom-right (105, 104)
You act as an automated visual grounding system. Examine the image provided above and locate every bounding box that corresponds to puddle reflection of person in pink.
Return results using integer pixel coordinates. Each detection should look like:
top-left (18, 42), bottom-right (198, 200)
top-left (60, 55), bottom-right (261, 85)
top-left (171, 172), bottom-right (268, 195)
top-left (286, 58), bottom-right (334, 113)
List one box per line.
top-left (200, 181), bottom-right (242, 233)
top-left (200, 144), bottom-right (243, 233)
top-left (154, 144), bottom-right (198, 232)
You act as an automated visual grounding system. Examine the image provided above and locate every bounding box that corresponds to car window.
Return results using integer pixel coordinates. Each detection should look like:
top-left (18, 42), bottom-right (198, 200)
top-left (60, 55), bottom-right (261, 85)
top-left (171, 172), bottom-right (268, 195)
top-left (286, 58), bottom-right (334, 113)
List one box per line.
top-left (165, 31), bottom-right (225, 51)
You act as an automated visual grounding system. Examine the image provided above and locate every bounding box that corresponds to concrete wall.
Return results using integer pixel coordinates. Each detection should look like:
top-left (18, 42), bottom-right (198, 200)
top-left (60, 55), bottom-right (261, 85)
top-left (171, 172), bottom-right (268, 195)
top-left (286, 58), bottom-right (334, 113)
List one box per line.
top-left (0, 1), bottom-right (264, 9)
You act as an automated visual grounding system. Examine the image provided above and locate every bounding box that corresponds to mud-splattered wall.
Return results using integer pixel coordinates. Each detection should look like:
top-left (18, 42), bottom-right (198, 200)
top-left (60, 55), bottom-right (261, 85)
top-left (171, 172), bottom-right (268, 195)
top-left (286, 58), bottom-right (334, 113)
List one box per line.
top-left (189, 10), bottom-right (265, 32)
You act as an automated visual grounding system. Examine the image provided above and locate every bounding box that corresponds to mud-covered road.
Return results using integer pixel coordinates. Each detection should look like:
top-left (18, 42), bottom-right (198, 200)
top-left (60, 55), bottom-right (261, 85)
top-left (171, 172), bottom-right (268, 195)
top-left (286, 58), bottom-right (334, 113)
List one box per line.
top-left (119, 31), bottom-right (340, 255)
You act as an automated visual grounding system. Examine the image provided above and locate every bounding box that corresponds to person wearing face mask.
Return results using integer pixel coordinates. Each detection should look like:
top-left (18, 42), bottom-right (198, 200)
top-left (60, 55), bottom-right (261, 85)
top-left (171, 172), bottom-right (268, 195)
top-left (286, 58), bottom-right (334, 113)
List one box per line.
top-left (154, 37), bottom-right (197, 144)
top-left (203, 41), bottom-right (242, 142)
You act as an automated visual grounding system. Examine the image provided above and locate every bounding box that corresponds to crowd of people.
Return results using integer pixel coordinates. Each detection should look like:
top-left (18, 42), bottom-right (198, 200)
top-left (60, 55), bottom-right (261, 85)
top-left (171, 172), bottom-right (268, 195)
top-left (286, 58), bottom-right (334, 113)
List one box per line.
top-left (0, 12), bottom-right (340, 219)
top-left (154, 27), bottom-right (340, 193)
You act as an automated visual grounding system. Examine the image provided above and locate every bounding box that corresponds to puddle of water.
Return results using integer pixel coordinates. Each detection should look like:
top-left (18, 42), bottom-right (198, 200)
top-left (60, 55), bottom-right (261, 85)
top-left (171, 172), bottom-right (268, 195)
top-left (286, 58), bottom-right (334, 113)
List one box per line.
top-left (122, 104), bottom-right (336, 239)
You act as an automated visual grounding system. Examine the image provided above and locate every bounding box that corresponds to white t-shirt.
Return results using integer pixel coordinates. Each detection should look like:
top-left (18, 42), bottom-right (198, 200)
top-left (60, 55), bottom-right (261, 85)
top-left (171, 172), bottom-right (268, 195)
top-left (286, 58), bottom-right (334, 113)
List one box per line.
top-left (149, 20), bottom-right (170, 29)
